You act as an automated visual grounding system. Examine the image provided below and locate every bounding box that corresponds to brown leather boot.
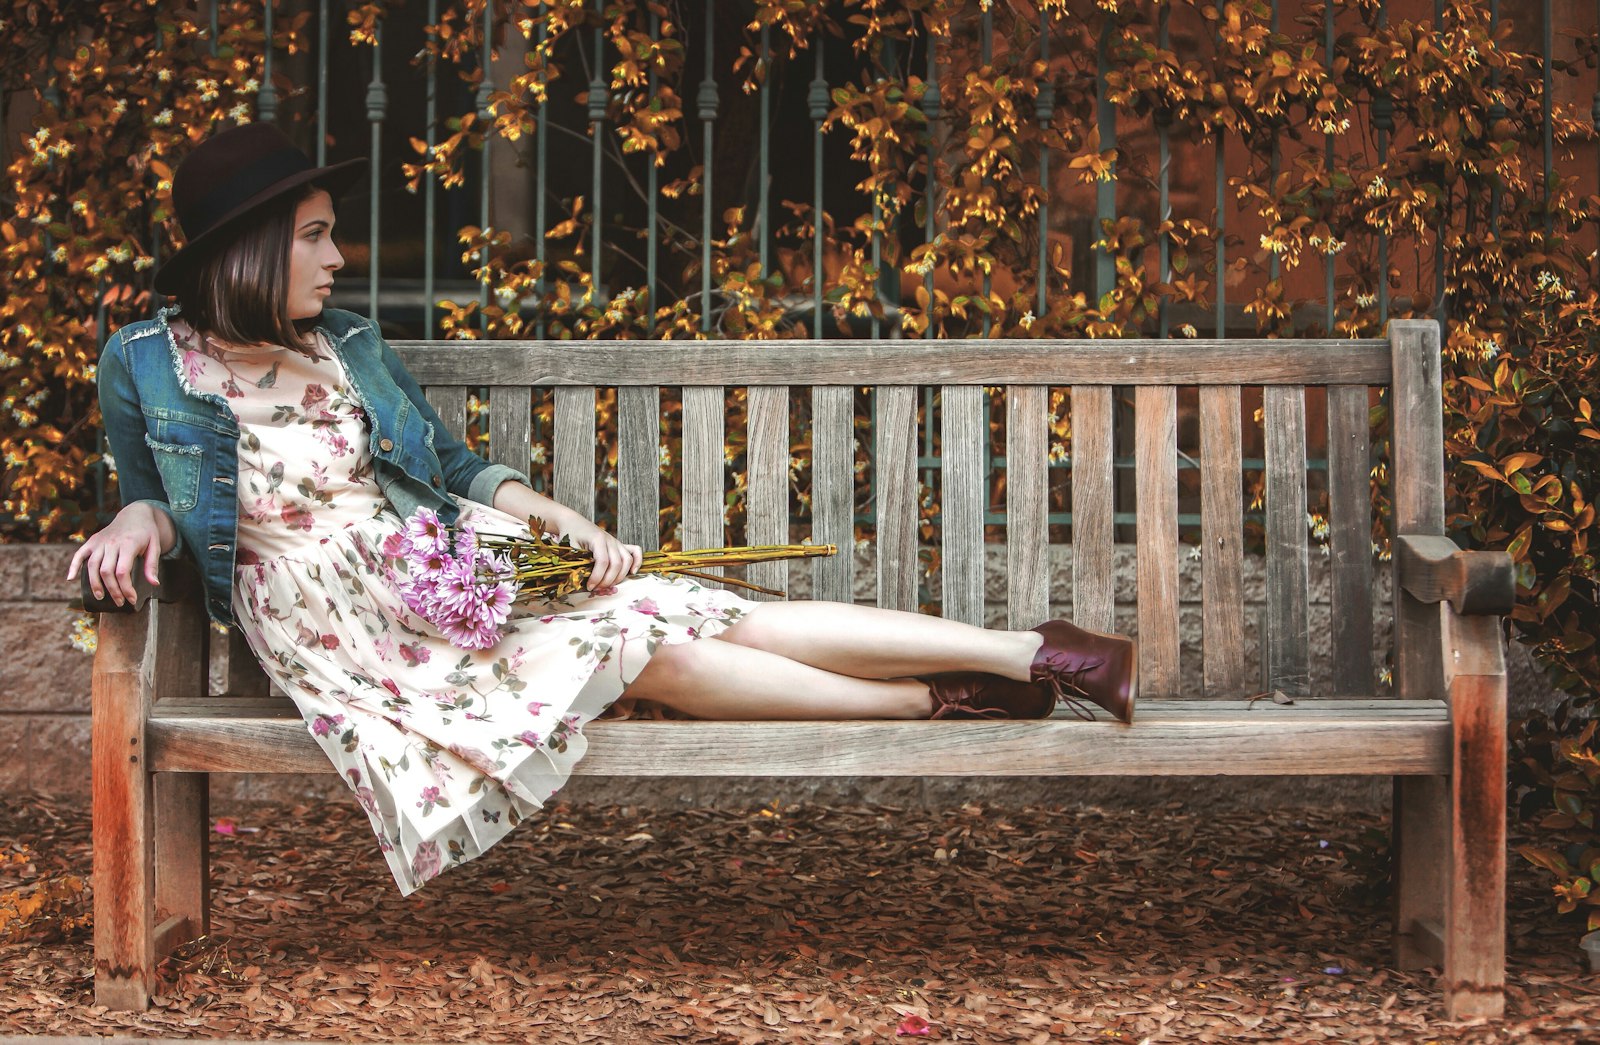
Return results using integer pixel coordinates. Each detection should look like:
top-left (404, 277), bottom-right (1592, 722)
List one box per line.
top-left (922, 672), bottom-right (1055, 720)
top-left (1028, 619), bottom-right (1138, 724)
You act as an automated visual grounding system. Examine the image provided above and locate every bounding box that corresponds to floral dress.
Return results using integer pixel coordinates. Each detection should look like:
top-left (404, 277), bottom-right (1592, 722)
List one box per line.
top-left (176, 322), bottom-right (757, 895)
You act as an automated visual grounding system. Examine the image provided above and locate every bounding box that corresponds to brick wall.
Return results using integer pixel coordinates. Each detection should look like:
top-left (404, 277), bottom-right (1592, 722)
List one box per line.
top-left (0, 545), bottom-right (93, 795)
top-left (4, 542), bottom-right (1565, 809)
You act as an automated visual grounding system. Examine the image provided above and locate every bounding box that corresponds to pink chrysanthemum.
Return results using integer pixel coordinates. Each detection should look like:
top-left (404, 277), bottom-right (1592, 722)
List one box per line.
top-left (393, 509), bottom-right (517, 651)
top-left (405, 507), bottom-right (451, 557)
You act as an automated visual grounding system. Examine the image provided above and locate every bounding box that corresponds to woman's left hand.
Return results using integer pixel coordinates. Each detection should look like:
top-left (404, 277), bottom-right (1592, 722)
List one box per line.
top-left (564, 520), bottom-right (643, 592)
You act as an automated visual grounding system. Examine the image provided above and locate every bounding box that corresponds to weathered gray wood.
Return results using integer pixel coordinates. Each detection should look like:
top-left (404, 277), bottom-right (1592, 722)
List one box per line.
top-left (1395, 536), bottom-right (1516, 616)
top-left (810, 386), bottom-right (854, 603)
top-left (150, 585), bottom-right (207, 702)
top-left (92, 609), bottom-right (157, 1009)
top-left (152, 772), bottom-right (208, 956)
top-left (149, 699), bottom-right (1452, 777)
top-left (394, 339), bottom-right (1393, 387)
top-left (941, 385), bottom-right (985, 625)
top-left (744, 386), bottom-right (790, 600)
top-left (1006, 385), bottom-right (1050, 629)
top-left (552, 386), bottom-right (597, 528)
top-left (214, 629), bottom-right (269, 698)
top-left (1070, 387), bottom-right (1115, 632)
top-left (487, 384), bottom-right (533, 486)
top-left (422, 385), bottom-right (467, 452)
top-left (1199, 386), bottom-right (1247, 695)
top-left (1391, 319), bottom-right (1446, 701)
top-left (1327, 384), bottom-right (1375, 695)
top-left (681, 386), bottom-right (725, 564)
top-left (1134, 386), bottom-right (1180, 697)
top-left (617, 386), bottom-right (660, 550)
top-left (1442, 610), bottom-right (1508, 1019)
top-left (151, 913), bottom-right (195, 964)
top-left (1394, 774), bottom-right (1450, 970)
top-left (1264, 385), bottom-right (1310, 695)
top-left (1388, 320), bottom-right (1450, 982)
top-left (875, 385), bottom-right (919, 613)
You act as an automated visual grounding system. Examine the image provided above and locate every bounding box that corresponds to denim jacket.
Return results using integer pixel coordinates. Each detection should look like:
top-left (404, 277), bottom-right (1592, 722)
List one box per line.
top-left (98, 306), bottom-right (530, 627)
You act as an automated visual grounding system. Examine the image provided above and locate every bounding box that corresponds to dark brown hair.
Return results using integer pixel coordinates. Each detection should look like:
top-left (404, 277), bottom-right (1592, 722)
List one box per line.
top-left (171, 184), bottom-right (319, 353)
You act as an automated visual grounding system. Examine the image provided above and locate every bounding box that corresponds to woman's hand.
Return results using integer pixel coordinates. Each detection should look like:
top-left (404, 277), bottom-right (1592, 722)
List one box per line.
top-left (563, 519), bottom-right (643, 593)
top-left (65, 502), bottom-right (173, 607)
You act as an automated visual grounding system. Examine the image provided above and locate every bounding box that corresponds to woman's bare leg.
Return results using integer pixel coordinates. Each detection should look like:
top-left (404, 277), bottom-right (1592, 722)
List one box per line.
top-left (626, 636), bottom-right (934, 720)
top-left (715, 601), bottom-right (1044, 681)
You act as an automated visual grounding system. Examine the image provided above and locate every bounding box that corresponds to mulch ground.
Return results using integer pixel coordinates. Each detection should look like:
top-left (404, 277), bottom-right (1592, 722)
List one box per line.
top-left (0, 793), bottom-right (1594, 1043)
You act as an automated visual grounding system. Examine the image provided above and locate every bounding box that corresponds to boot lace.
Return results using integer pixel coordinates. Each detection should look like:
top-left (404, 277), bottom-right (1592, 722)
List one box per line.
top-left (1033, 653), bottom-right (1105, 721)
top-left (927, 678), bottom-right (1010, 721)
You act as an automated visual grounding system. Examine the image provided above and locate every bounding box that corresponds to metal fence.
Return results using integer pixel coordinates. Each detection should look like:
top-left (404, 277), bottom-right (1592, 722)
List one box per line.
top-left (21, 0), bottom-right (1599, 536)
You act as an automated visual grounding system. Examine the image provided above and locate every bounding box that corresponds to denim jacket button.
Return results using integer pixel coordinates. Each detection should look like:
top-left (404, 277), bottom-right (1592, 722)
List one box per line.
top-left (378, 437), bottom-right (395, 452)
top-left (430, 474), bottom-right (442, 488)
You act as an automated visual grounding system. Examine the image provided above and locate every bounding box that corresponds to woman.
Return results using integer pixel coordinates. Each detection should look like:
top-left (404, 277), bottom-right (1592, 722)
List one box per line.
top-left (67, 123), bottom-right (1136, 895)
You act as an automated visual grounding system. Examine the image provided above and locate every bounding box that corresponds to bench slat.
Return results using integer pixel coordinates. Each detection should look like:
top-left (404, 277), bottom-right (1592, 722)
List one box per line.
top-left (1327, 384), bottom-right (1376, 694)
top-left (682, 386), bottom-right (725, 568)
top-left (1265, 385), bottom-right (1310, 694)
top-left (148, 699), bottom-right (1451, 777)
top-left (1006, 385), bottom-right (1050, 629)
top-left (1199, 386), bottom-right (1248, 695)
top-left (1391, 320), bottom-right (1446, 701)
top-left (393, 339), bottom-right (1393, 386)
top-left (875, 385), bottom-right (919, 613)
top-left (745, 386), bottom-right (790, 600)
top-left (423, 385), bottom-right (467, 454)
top-left (218, 628), bottom-right (270, 698)
top-left (941, 385), bottom-right (985, 625)
top-left (617, 386), bottom-right (660, 550)
top-left (810, 386), bottom-right (854, 603)
top-left (1071, 386), bottom-right (1115, 632)
top-left (1135, 386), bottom-right (1181, 696)
top-left (488, 385), bottom-right (532, 486)
top-left (553, 386), bottom-right (596, 526)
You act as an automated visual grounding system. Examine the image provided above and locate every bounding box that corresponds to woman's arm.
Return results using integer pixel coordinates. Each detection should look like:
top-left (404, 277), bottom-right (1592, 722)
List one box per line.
top-left (488, 478), bottom-right (643, 591)
top-left (96, 332), bottom-right (184, 560)
top-left (371, 327), bottom-right (530, 502)
top-left (68, 332), bottom-right (184, 604)
top-left (488, 478), bottom-right (589, 538)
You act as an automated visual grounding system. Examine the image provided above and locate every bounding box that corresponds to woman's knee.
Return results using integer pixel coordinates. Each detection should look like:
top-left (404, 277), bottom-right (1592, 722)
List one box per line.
top-left (631, 635), bottom-right (725, 696)
top-left (717, 603), bottom-right (782, 652)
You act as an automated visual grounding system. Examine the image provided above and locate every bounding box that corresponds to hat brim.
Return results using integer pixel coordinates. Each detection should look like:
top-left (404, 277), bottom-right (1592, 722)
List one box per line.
top-left (153, 156), bottom-right (368, 296)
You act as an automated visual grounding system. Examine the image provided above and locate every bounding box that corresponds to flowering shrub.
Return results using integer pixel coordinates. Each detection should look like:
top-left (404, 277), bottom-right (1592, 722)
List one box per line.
top-left (6, 0), bottom-right (1600, 930)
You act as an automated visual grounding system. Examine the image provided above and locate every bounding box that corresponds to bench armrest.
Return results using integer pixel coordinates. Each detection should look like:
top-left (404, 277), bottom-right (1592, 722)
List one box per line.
top-left (80, 557), bottom-right (198, 614)
top-left (1395, 534), bottom-right (1514, 617)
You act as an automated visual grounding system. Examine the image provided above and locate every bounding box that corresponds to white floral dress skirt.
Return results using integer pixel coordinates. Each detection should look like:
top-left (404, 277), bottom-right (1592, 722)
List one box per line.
top-left (181, 328), bottom-right (757, 895)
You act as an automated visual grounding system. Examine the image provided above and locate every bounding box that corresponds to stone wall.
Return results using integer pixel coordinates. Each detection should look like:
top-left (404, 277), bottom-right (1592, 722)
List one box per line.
top-left (2, 542), bottom-right (1565, 811)
top-left (0, 545), bottom-right (93, 796)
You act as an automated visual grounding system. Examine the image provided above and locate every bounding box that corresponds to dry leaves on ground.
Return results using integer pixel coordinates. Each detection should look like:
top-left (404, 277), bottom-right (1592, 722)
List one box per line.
top-left (0, 794), bottom-right (1595, 1043)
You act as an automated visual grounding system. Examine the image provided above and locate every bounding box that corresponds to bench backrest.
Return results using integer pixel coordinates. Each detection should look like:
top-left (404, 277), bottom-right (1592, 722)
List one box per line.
top-left (374, 319), bottom-right (1441, 702)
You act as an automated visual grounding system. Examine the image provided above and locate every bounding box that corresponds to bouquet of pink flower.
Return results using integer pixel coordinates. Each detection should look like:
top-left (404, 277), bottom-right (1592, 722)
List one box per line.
top-left (382, 509), bottom-right (518, 650)
top-left (384, 507), bottom-right (835, 651)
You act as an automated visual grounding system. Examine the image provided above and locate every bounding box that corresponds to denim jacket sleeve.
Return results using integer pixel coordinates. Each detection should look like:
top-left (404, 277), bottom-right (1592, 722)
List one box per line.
top-left (97, 330), bottom-right (187, 561)
top-left (373, 330), bottom-right (531, 505)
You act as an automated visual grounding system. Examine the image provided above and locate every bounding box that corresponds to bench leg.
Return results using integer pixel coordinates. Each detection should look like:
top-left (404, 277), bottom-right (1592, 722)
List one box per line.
top-left (92, 613), bottom-right (157, 1011)
top-left (154, 772), bottom-right (210, 956)
top-left (1393, 775), bottom-right (1448, 971)
top-left (1442, 641), bottom-right (1507, 1020)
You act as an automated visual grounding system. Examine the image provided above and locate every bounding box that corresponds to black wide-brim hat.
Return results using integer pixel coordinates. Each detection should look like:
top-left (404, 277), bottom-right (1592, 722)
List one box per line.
top-left (153, 122), bottom-right (367, 296)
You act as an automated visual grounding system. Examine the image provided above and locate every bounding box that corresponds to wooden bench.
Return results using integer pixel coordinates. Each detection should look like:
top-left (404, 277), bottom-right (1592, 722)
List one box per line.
top-left (86, 319), bottom-right (1513, 1017)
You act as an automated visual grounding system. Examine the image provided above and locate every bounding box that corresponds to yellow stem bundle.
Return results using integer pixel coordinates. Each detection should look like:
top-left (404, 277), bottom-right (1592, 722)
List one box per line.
top-left (478, 520), bottom-right (835, 601)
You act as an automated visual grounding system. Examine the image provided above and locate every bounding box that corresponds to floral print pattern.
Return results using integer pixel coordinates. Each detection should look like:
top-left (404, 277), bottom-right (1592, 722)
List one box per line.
top-left (180, 322), bottom-right (756, 895)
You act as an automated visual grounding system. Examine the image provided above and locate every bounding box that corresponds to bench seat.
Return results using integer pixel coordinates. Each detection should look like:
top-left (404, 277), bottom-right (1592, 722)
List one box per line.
top-left (146, 698), bottom-right (1450, 776)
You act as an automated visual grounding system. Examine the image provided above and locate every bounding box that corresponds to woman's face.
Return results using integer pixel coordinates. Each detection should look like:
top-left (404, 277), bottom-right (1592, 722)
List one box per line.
top-left (286, 189), bottom-right (344, 321)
